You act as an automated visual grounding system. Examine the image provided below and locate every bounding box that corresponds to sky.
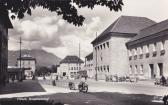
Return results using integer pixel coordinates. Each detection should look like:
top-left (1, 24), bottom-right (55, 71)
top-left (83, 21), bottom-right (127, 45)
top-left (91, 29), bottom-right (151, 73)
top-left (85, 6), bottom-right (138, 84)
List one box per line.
top-left (8, 0), bottom-right (168, 60)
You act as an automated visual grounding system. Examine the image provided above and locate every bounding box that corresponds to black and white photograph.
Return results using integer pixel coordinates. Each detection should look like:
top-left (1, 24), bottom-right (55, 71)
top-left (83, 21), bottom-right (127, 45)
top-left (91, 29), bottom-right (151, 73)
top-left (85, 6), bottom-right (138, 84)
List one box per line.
top-left (0, 0), bottom-right (168, 105)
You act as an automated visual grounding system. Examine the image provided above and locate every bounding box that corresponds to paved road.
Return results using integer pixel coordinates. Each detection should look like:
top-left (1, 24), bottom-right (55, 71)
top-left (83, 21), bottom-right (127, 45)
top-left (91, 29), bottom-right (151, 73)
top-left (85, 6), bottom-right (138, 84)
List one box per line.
top-left (39, 78), bottom-right (168, 96)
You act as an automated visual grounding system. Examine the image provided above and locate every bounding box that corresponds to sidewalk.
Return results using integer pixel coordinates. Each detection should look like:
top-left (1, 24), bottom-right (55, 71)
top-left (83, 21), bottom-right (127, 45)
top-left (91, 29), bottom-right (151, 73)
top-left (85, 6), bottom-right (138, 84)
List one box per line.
top-left (0, 79), bottom-right (75, 98)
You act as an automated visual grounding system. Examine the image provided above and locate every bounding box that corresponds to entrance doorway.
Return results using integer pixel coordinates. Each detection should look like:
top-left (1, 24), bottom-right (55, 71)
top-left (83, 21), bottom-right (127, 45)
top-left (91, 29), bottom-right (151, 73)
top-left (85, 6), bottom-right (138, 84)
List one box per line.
top-left (158, 63), bottom-right (163, 76)
top-left (63, 72), bottom-right (66, 76)
top-left (149, 64), bottom-right (154, 78)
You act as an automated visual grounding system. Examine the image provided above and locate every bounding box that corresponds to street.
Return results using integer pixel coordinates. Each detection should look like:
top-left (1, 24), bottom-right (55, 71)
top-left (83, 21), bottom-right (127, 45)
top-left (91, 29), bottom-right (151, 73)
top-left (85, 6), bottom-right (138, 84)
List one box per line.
top-left (0, 78), bottom-right (167, 105)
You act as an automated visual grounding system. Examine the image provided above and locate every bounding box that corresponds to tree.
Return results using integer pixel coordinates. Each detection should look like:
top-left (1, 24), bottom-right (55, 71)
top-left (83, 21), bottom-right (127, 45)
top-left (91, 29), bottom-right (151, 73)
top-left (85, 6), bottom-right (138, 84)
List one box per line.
top-left (0, 0), bottom-right (123, 26)
top-left (50, 65), bottom-right (58, 73)
top-left (36, 66), bottom-right (51, 76)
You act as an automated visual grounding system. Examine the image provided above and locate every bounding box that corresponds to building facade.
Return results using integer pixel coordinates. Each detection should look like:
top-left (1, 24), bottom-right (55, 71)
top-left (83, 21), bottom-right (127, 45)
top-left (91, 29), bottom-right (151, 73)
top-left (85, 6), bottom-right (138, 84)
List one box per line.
top-left (91, 16), bottom-right (156, 80)
top-left (17, 54), bottom-right (36, 77)
top-left (0, 9), bottom-right (13, 86)
top-left (82, 53), bottom-right (94, 78)
top-left (57, 55), bottom-right (84, 79)
top-left (126, 19), bottom-right (168, 79)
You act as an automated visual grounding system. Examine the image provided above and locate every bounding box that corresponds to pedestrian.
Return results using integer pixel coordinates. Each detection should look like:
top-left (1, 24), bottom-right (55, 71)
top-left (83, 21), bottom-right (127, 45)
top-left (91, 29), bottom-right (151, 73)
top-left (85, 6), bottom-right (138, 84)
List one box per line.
top-left (84, 75), bottom-right (88, 81)
top-left (163, 95), bottom-right (168, 105)
top-left (12, 76), bottom-right (15, 83)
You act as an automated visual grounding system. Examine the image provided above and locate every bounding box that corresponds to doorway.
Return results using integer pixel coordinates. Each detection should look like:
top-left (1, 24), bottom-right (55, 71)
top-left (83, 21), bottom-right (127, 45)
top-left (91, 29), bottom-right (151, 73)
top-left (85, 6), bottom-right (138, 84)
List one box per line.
top-left (63, 72), bottom-right (66, 76)
top-left (158, 63), bottom-right (163, 76)
top-left (149, 64), bottom-right (154, 78)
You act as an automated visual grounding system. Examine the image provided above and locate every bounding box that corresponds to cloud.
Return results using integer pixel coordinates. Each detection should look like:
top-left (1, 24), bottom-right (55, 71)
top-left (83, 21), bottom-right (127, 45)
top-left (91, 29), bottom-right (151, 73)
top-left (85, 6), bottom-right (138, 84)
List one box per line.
top-left (9, 14), bottom-right (102, 59)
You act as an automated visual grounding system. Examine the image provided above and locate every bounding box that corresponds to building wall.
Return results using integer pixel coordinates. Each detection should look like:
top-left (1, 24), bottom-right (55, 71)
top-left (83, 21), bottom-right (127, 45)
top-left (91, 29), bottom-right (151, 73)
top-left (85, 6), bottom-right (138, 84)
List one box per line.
top-left (93, 38), bottom-right (110, 80)
top-left (0, 16), bottom-right (8, 85)
top-left (17, 60), bottom-right (36, 77)
top-left (128, 39), bottom-right (168, 79)
top-left (109, 36), bottom-right (131, 76)
top-left (93, 36), bottom-right (131, 80)
top-left (58, 63), bottom-right (84, 79)
top-left (83, 58), bottom-right (94, 78)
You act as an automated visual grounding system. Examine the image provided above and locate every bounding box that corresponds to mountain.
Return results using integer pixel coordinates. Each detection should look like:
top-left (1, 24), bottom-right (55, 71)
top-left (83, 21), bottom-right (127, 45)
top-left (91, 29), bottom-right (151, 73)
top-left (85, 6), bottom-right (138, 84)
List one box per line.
top-left (8, 49), bottom-right (61, 67)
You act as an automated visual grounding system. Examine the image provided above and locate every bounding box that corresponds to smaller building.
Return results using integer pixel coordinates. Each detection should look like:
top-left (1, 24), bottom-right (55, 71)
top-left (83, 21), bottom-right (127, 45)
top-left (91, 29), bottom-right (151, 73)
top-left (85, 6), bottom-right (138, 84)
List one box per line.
top-left (82, 53), bottom-right (94, 78)
top-left (57, 55), bottom-right (84, 79)
top-left (17, 54), bottom-right (36, 77)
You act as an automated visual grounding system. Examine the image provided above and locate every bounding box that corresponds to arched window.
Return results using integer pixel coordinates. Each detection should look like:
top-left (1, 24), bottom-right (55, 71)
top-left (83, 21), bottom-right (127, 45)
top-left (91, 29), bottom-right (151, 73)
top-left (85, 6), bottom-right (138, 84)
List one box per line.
top-left (139, 46), bottom-right (143, 54)
top-left (161, 41), bottom-right (165, 50)
top-left (145, 45), bottom-right (149, 53)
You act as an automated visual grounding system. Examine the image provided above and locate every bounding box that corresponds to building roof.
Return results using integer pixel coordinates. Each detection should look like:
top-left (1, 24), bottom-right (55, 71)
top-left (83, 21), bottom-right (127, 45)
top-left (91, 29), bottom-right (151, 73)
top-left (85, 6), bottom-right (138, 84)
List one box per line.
top-left (17, 54), bottom-right (36, 61)
top-left (85, 52), bottom-right (93, 61)
top-left (0, 9), bottom-right (13, 28)
top-left (91, 16), bottom-right (156, 44)
top-left (128, 19), bottom-right (168, 43)
top-left (60, 55), bottom-right (84, 64)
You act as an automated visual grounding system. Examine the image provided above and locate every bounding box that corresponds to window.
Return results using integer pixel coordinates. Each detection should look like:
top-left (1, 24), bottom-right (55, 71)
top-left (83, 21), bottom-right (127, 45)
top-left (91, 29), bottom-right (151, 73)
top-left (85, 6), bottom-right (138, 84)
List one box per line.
top-left (133, 48), bottom-right (137, 56)
top-left (128, 49), bottom-right (132, 56)
top-left (101, 66), bottom-right (103, 72)
top-left (129, 65), bottom-right (132, 75)
top-left (71, 67), bottom-right (73, 70)
top-left (140, 65), bottom-right (143, 75)
top-left (134, 48), bottom-right (137, 60)
top-left (103, 43), bottom-right (106, 49)
top-left (100, 45), bottom-right (102, 50)
top-left (139, 46), bottom-right (143, 54)
top-left (153, 43), bottom-right (157, 51)
top-left (63, 72), bottom-right (66, 76)
top-left (104, 65), bottom-right (106, 71)
top-left (161, 41), bottom-right (165, 50)
top-left (107, 65), bottom-right (109, 72)
top-left (134, 65), bottom-right (137, 74)
top-left (106, 42), bottom-right (109, 48)
top-left (100, 53), bottom-right (103, 61)
top-left (139, 47), bottom-right (143, 59)
top-left (98, 46), bottom-right (99, 50)
top-left (74, 67), bottom-right (76, 70)
top-left (146, 45), bottom-right (149, 53)
top-left (95, 47), bottom-right (97, 51)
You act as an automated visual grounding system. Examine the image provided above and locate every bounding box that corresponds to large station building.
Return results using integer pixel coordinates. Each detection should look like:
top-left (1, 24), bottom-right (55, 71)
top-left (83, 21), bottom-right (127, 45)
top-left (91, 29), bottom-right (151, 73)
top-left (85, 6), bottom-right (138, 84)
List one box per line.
top-left (91, 16), bottom-right (156, 80)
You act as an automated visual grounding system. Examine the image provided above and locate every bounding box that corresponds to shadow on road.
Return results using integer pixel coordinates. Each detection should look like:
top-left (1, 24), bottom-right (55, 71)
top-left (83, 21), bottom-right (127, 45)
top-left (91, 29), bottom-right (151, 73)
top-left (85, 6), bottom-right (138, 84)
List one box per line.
top-left (0, 80), bottom-right (46, 94)
top-left (0, 92), bottom-right (163, 105)
top-left (0, 98), bottom-right (63, 105)
top-left (32, 92), bottom-right (163, 105)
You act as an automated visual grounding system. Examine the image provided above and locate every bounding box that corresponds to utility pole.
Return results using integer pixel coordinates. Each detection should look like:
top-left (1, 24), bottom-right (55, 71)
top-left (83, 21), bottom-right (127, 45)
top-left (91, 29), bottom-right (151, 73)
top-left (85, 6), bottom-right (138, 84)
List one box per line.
top-left (95, 32), bottom-right (98, 81)
top-left (78, 43), bottom-right (81, 77)
top-left (19, 36), bottom-right (22, 82)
